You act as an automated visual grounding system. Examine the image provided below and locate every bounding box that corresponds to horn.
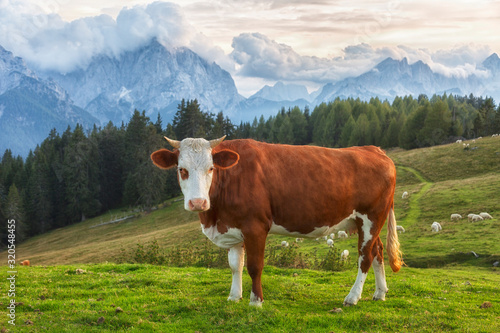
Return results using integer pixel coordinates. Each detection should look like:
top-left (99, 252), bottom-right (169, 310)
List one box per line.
top-left (164, 136), bottom-right (181, 149)
top-left (209, 135), bottom-right (226, 148)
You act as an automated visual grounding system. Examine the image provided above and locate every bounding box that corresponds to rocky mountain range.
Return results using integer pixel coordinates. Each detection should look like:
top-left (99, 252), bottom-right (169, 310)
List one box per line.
top-left (42, 39), bottom-right (243, 125)
top-left (1, 39), bottom-right (499, 157)
top-left (0, 46), bottom-right (97, 157)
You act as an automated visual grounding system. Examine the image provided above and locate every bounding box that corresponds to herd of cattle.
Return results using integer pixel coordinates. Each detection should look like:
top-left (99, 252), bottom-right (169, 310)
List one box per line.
top-left (400, 191), bottom-right (494, 233)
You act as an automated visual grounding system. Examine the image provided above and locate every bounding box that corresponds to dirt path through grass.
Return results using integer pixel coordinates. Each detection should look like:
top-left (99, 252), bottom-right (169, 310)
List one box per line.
top-left (396, 165), bottom-right (434, 227)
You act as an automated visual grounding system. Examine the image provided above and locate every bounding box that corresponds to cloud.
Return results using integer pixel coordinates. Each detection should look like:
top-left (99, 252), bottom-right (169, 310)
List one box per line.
top-left (231, 33), bottom-right (494, 85)
top-left (230, 33), bottom-right (356, 83)
top-left (0, 0), bottom-right (495, 89)
top-left (0, 1), bottom-right (229, 73)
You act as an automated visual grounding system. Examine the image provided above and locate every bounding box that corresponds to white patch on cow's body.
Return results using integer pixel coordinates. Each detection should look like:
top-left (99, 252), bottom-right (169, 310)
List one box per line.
top-left (202, 224), bottom-right (244, 249)
top-left (227, 244), bottom-right (245, 301)
top-left (344, 256), bottom-right (367, 306)
top-left (177, 139), bottom-right (214, 210)
top-left (358, 213), bottom-right (373, 250)
top-left (371, 258), bottom-right (388, 301)
top-left (250, 291), bottom-right (263, 307)
top-left (269, 210), bottom-right (359, 238)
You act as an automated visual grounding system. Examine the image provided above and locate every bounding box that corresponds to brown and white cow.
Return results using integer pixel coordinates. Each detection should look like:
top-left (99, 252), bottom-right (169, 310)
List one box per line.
top-left (151, 136), bottom-right (402, 307)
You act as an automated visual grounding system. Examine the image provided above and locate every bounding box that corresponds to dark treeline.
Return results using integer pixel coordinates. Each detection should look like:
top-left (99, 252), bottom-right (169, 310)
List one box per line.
top-left (236, 93), bottom-right (500, 149)
top-left (1, 94), bottom-right (499, 245)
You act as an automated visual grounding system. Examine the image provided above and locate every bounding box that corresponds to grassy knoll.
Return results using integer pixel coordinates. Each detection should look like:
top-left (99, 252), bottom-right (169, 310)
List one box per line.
top-left (389, 136), bottom-right (500, 182)
top-left (1, 264), bottom-right (498, 332)
top-left (2, 136), bottom-right (500, 332)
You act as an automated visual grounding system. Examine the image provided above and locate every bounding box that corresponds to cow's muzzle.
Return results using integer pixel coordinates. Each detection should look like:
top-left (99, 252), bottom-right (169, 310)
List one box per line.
top-left (188, 198), bottom-right (209, 212)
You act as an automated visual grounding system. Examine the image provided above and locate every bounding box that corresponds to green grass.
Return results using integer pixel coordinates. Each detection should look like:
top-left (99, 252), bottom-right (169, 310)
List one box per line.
top-left (389, 137), bottom-right (500, 182)
top-left (2, 136), bottom-right (500, 332)
top-left (1, 264), bottom-right (499, 332)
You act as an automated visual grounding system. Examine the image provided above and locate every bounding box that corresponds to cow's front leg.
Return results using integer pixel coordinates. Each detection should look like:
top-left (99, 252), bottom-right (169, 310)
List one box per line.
top-left (227, 243), bottom-right (245, 302)
top-left (243, 227), bottom-right (267, 307)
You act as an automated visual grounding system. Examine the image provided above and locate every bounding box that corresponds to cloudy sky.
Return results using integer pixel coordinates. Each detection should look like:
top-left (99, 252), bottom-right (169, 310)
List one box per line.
top-left (1, 0), bottom-right (499, 96)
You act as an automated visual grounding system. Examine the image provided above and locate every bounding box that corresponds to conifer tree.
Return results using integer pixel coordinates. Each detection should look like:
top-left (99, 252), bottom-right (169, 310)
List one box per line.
top-left (95, 122), bottom-right (125, 211)
top-left (63, 124), bottom-right (101, 222)
top-left (418, 100), bottom-right (451, 146)
top-left (7, 184), bottom-right (26, 242)
top-left (381, 118), bottom-right (400, 148)
top-left (339, 115), bottom-right (356, 147)
top-left (277, 116), bottom-right (294, 144)
top-left (289, 106), bottom-right (307, 144)
top-left (349, 113), bottom-right (370, 146)
top-left (399, 103), bottom-right (429, 149)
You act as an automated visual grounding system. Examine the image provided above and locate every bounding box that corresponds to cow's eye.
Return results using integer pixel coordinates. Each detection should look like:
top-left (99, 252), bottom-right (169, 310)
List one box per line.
top-left (208, 166), bottom-right (215, 173)
top-left (178, 168), bottom-right (189, 180)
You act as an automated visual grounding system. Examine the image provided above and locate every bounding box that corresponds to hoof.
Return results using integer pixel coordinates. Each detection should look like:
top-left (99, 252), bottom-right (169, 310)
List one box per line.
top-left (227, 295), bottom-right (242, 302)
top-left (372, 288), bottom-right (388, 301)
top-left (249, 300), bottom-right (263, 307)
top-left (249, 291), bottom-right (263, 307)
top-left (343, 294), bottom-right (359, 307)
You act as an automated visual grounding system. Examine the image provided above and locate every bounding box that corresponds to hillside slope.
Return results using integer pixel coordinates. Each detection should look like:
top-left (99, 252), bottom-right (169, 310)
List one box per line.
top-left (6, 136), bottom-right (500, 268)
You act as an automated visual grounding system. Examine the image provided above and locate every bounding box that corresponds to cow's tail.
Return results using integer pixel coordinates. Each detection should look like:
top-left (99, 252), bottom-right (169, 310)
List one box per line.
top-left (386, 203), bottom-right (403, 272)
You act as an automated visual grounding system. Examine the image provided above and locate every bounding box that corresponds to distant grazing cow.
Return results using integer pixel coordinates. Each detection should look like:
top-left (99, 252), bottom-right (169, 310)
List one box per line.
top-left (151, 137), bottom-right (402, 307)
top-left (396, 225), bottom-right (405, 233)
top-left (450, 214), bottom-right (462, 221)
top-left (402, 191), bottom-right (409, 199)
top-left (431, 222), bottom-right (442, 232)
top-left (337, 230), bottom-right (348, 239)
top-left (341, 250), bottom-right (350, 261)
top-left (326, 239), bottom-right (334, 247)
top-left (21, 260), bottom-right (30, 266)
top-left (479, 212), bottom-right (493, 220)
top-left (471, 214), bottom-right (484, 222)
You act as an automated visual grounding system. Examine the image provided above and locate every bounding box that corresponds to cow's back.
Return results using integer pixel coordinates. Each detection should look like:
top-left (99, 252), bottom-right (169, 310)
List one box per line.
top-left (208, 140), bottom-right (396, 235)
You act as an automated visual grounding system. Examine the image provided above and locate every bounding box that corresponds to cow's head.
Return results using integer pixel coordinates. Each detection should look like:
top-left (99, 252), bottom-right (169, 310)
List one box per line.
top-left (151, 136), bottom-right (239, 212)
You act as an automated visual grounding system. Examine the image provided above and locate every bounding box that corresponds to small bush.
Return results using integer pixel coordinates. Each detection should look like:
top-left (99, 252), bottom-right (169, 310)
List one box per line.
top-left (128, 239), bottom-right (228, 268)
top-left (123, 239), bottom-right (349, 272)
top-left (266, 243), bottom-right (310, 269)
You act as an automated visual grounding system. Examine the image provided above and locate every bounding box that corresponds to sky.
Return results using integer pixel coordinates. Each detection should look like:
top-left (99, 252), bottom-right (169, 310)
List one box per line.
top-left (1, 0), bottom-right (499, 96)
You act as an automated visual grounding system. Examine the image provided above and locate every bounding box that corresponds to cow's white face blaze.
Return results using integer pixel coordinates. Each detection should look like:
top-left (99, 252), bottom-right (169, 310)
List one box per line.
top-left (150, 136), bottom-right (239, 212)
top-left (177, 138), bottom-right (215, 211)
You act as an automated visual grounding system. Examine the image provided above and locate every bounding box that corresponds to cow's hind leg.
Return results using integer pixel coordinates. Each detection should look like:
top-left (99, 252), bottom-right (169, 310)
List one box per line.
top-left (227, 243), bottom-right (245, 302)
top-left (371, 236), bottom-right (388, 301)
top-left (343, 213), bottom-right (378, 306)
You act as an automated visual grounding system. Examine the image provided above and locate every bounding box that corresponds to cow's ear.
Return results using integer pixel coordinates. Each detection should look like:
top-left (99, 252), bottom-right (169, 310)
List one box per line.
top-left (151, 149), bottom-right (178, 169)
top-left (213, 149), bottom-right (239, 169)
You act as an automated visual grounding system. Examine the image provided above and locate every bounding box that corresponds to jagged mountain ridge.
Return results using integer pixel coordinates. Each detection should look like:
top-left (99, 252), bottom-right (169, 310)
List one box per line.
top-left (0, 45), bottom-right (98, 157)
top-left (250, 81), bottom-right (312, 102)
top-left (312, 56), bottom-right (498, 105)
top-left (44, 39), bottom-right (244, 125)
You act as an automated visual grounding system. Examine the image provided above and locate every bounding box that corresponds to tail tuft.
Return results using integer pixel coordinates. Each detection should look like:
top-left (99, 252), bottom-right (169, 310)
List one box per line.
top-left (386, 206), bottom-right (403, 272)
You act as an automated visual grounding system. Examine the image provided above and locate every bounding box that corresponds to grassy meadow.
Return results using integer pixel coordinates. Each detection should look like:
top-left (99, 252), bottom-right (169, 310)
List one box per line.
top-left (1, 136), bottom-right (500, 332)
